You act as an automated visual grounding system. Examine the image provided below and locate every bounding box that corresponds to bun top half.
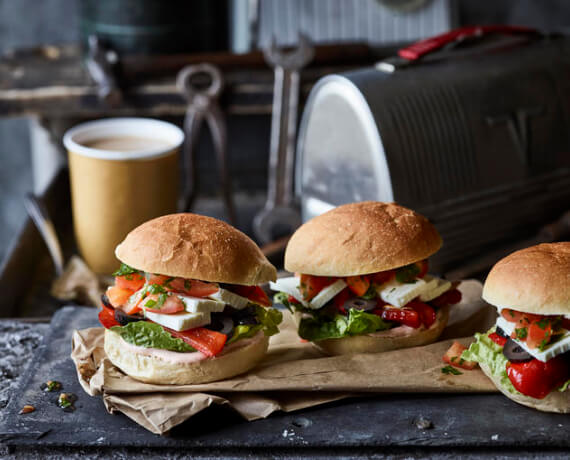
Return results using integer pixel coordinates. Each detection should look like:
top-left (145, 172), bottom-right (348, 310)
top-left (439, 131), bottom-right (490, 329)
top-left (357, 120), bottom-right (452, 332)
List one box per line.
top-left (483, 242), bottom-right (570, 315)
top-left (284, 201), bottom-right (442, 276)
top-left (115, 213), bottom-right (276, 285)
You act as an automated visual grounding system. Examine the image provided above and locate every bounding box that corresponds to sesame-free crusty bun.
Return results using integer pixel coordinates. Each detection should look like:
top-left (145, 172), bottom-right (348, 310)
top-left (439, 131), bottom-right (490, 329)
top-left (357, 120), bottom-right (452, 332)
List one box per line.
top-left (115, 213), bottom-right (277, 285)
top-left (285, 201), bottom-right (442, 276)
top-left (104, 329), bottom-right (269, 385)
top-left (479, 361), bottom-right (570, 413)
top-left (482, 242), bottom-right (570, 316)
top-left (301, 306), bottom-right (449, 356)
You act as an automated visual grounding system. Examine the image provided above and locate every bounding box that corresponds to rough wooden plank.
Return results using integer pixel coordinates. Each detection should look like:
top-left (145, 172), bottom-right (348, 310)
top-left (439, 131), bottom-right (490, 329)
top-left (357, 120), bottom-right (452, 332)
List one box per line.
top-left (0, 44), bottom-right (366, 117)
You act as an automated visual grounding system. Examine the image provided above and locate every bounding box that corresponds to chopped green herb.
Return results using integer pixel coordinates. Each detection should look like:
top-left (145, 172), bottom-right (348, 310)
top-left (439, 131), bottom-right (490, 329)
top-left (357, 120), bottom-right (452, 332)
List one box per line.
top-left (536, 318), bottom-right (550, 330)
top-left (157, 293), bottom-right (168, 307)
top-left (360, 285), bottom-right (377, 300)
top-left (273, 292), bottom-right (293, 312)
top-left (441, 365), bottom-right (463, 375)
top-left (538, 339), bottom-right (549, 351)
top-left (112, 263), bottom-right (139, 277)
top-left (148, 284), bottom-right (166, 295)
top-left (46, 380), bottom-right (61, 392)
top-left (184, 280), bottom-right (192, 290)
top-left (58, 393), bottom-right (76, 409)
top-left (164, 277), bottom-right (175, 287)
top-left (145, 299), bottom-right (157, 308)
top-left (514, 327), bottom-right (528, 340)
top-left (395, 263), bottom-right (421, 284)
top-left (509, 310), bottom-right (515, 318)
top-left (450, 356), bottom-right (457, 362)
top-left (41, 380), bottom-right (62, 392)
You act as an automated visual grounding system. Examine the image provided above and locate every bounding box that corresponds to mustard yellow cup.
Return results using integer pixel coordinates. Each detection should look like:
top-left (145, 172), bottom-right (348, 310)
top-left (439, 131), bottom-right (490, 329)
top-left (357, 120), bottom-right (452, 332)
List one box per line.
top-left (63, 118), bottom-right (184, 274)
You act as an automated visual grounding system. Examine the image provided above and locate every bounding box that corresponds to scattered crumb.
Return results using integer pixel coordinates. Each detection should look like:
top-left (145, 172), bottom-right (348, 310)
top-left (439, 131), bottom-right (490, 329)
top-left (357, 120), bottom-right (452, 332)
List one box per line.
top-left (491, 434), bottom-right (499, 441)
top-left (19, 404), bottom-right (35, 414)
top-left (415, 417), bottom-right (433, 430)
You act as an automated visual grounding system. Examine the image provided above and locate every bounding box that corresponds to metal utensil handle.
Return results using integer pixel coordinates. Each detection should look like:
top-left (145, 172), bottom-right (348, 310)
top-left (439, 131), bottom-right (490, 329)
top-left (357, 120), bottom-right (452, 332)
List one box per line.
top-left (24, 193), bottom-right (64, 276)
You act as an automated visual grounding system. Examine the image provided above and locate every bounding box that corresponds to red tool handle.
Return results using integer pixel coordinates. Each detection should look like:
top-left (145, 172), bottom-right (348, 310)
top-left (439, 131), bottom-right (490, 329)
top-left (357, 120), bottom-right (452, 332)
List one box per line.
top-left (398, 25), bottom-right (539, 60)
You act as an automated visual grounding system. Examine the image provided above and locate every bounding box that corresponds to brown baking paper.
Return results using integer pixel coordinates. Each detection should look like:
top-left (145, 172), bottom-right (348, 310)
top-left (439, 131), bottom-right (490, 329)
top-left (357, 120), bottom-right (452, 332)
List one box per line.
top-left (71, 280), bottom-right (498, 434)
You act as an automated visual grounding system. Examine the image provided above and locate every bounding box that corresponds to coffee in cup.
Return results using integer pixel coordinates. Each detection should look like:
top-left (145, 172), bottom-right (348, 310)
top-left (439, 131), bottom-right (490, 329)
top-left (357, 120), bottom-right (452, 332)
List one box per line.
top-left (63, 118), bottom-right (184, 274)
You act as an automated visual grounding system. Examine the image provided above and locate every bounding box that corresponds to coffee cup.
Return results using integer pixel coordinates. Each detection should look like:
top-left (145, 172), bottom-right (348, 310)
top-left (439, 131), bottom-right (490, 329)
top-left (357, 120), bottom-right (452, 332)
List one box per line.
top-left (63, 118), bottom-right (184, 274)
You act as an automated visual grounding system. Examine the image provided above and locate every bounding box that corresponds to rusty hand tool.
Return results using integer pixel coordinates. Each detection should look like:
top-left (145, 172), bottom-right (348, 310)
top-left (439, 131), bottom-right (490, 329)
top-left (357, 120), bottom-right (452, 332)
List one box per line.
top-left (85, 35), bottom-right (122, 106)
top-left (177, 63), bottom-right (236, 224)
top-left (253, 34), bottom-right (315, 244)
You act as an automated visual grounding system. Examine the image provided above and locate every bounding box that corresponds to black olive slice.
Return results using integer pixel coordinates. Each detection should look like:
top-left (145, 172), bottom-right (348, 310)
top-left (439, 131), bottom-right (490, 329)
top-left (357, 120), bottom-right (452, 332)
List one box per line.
top-left (207, 314), bottom-right (237, 334)
top-left (503, 338), bottom-right (533, 363)
top-left (218, 317), bottom-right (234, 335)
top-left (114, 309), bottom-right (144, 326)
top-left (101, 294), bottom-right (113, 309)
top-left (342, 298), bottom-right (377, 311)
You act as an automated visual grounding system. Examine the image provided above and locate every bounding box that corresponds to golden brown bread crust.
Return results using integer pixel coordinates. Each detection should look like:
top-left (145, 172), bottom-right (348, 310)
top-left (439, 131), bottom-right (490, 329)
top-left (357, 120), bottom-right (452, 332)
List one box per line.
top-left (284, 201), bottom-right (442, 276)
top-left (482, 242), bottom-right (570, 315)
top-left (115, 213), bottom-right (276, 285)
top-left (301, 306), bottom-right (448, 356)
top-left (104, 329), bottom-right (269, 385)
top-left (479, 361), bottom-right (570, 413)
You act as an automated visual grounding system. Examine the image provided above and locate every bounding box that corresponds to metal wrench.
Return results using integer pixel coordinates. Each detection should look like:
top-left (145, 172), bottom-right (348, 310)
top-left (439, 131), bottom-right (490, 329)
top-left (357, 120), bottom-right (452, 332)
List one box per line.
top-left (253, 35), bottom-right (314, 244)
top-left (177, 63), bottom-right (236, 224)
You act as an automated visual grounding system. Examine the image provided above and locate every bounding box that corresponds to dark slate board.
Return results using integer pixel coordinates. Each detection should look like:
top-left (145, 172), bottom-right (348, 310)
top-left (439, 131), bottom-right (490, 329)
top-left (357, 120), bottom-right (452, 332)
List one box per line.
top-left (1, 307), bottom-right (570, 455)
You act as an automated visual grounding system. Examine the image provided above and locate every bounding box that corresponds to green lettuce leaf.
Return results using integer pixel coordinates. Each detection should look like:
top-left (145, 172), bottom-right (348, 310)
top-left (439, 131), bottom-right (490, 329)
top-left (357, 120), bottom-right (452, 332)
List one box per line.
top-left (227, 324), bottom-right (263, 345)
top-left (461, 328), bottom-right (518, 395)
top-left (254, 305), bottom-right (283, 337)
top-left (273, 292), bottom-right (293, 312)
top-left (227, 306), bottom-right (282, 345)
top-left (298, 308), bottom-right (391, 342)
top-left (558, 379), bottom-right (570, 393)
top-left (110, 321), bottom-right (195, 352)
top-left (463, 329), bottom-right (570, 395)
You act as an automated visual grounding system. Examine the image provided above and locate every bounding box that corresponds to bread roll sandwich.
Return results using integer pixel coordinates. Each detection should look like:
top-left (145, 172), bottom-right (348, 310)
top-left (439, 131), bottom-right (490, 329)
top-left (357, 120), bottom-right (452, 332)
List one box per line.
top-left (270, 201), bottom-right (461, 355)
top-left (99, 213), bottom-right (282, 385)
top-left (463, 242), bottom-right (570, 412)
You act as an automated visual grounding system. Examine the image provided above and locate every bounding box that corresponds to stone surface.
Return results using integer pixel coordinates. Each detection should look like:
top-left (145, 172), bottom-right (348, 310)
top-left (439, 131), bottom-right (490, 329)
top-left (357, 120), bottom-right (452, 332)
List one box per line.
top-left (0, 321), bottom-right (49, 413)
top-left (2, 307), bottom-right (570, 460)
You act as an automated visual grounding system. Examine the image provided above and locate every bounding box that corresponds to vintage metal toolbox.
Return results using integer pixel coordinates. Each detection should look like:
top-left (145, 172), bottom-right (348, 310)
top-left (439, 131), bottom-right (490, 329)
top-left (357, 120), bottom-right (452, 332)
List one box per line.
top-left (296, 29), bottom-right (570, 270)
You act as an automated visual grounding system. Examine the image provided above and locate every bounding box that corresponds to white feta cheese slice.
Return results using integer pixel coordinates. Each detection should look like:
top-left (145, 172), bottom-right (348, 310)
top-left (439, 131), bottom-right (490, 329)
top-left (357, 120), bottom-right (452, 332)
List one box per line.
top-left (377, 278), bottom-right (429, 308)
top-left (419, 275), bottom-right (452, 302)
top-left (269, 277), bottom-right (308, 307)
top-left (309, 280), bottom-right (347, 310)
top-left (178, 295), bottom-right (226, 313)
top-left (496, 317), bottom-right (570, 362)
top-left (207, 288), bottom-right (250, 310)
top-left (144, 310), bottom-right (211, 331)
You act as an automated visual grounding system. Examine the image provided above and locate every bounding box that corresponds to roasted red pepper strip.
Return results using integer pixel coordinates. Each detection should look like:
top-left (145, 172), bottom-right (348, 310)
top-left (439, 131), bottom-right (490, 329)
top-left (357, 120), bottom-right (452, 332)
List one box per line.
top-left (380, 307), bottom-right (421, 329)
top-left (489, 332), bottom-right (507, 347)
top-left (229, 285), bottom-right (271, 307)
top-left (430, 289), bottom-right (462, 308)
top-left (507, 356), bottom-right (570, 399)
top-left (165, 327), bottom-right (227, 357)
top-left (98, 305), bottom-right (119, 329)
top-left (408, 300), bottom-right (437, 328)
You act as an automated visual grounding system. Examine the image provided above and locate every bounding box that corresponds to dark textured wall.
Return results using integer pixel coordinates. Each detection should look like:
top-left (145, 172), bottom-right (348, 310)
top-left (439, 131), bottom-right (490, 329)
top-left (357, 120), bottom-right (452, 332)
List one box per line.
top-left (1, 0), bottom-right (569, 263)
top-left (0, 0), bottom-right (79, 262)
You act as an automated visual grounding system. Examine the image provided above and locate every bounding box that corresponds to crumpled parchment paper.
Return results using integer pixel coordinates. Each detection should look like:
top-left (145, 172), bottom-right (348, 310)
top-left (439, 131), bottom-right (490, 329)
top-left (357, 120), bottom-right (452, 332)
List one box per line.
top-left (71, 280), bottom-right (498, 434)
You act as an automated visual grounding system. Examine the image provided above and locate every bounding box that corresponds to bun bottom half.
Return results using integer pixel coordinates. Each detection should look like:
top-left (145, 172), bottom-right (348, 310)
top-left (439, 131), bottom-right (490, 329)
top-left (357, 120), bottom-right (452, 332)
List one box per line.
top-left (479, 361), bottom-right (570, 413)
top-left (104, 329), bottom-right (269, 385)
top-left (310, 306), bottom-right (449, 356)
